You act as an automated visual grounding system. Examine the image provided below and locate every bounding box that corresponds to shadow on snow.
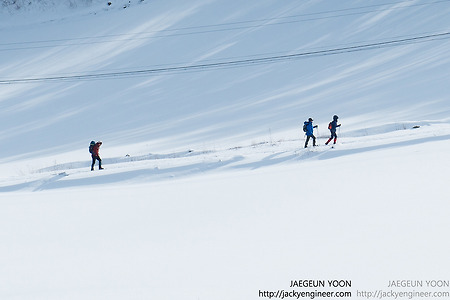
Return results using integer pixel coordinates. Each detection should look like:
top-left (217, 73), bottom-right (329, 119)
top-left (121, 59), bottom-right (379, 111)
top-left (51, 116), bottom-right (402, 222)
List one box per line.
top-left (1, 133), bottom-right (449, 192)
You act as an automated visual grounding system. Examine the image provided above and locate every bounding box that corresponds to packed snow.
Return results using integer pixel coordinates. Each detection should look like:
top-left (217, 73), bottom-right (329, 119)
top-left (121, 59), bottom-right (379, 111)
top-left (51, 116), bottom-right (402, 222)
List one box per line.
top-left (1, 0), bottom-right (450, 299)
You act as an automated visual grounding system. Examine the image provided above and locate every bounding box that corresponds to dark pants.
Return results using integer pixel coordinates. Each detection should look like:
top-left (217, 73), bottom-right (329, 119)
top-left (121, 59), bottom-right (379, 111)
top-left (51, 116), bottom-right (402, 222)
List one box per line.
top-left (305, 135), bottom-right (316, 148)
top-left (326, 131), bottom-right (337, 145)
top-left (91, 154), bottom-right (102, 170)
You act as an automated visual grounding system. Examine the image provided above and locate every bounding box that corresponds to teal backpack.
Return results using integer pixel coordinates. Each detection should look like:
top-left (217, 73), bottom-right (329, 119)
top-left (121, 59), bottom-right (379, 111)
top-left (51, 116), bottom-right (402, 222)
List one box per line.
top-left (89, 141), bottom-right (95, 153)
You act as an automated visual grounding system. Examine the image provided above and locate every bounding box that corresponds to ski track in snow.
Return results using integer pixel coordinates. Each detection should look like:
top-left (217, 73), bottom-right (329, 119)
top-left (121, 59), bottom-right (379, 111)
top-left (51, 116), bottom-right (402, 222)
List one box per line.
top-left (2, 123), bottom-right (449, 192)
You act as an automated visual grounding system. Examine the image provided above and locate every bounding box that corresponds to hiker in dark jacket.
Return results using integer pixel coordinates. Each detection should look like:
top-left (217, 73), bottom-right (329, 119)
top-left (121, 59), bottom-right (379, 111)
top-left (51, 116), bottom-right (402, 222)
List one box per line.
top-left (91, 141), bottom-right (104, 171)
top-left (325, 115), bottom-right (341, 145)
top-left (304, 118), bottom-right (318, 148)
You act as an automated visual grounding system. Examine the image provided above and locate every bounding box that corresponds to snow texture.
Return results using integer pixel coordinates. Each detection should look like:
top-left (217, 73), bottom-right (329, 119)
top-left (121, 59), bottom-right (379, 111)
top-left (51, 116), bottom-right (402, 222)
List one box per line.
top-left (0, 1), bottom-right (450, 299)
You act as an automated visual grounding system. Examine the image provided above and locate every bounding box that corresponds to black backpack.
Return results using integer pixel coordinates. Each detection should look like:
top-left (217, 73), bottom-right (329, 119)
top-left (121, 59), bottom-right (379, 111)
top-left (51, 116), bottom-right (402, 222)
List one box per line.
top-left (303, 123), bottom-right (307, 132)
top-left (89, 141), bottom-right (95, 153)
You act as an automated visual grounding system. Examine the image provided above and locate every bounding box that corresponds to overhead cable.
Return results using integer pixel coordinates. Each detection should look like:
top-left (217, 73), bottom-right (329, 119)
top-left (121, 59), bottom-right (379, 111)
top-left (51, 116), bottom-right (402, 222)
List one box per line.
top-left (0, 31), bottom-right (449, 84)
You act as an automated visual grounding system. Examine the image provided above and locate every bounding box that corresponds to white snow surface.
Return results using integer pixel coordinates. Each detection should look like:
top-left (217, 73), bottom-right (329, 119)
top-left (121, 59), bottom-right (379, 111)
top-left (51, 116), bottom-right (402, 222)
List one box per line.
top-left (1, 1), bottom-right (450, 299)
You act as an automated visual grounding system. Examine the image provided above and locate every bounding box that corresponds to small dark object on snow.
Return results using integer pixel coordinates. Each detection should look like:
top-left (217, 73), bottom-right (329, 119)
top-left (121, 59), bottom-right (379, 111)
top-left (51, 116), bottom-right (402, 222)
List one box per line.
top-left (412, 125), bottom-right (421, 129)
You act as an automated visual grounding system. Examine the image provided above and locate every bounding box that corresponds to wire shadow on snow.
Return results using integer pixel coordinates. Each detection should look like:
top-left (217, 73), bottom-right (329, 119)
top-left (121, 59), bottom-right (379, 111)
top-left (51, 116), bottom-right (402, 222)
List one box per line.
top-left (231, 151), bottom-right (299, 170)
top-left (315, 134), bottom-right (450, 161)
top-left (0, 156), bottom-right (245, 192)
top-left (0, 172), bottom-right (68, 192)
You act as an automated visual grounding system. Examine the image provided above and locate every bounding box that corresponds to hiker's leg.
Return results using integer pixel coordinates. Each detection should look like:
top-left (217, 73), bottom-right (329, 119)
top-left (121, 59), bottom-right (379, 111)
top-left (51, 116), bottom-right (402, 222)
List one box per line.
top-left (305, 136), bottom-right (310, 148)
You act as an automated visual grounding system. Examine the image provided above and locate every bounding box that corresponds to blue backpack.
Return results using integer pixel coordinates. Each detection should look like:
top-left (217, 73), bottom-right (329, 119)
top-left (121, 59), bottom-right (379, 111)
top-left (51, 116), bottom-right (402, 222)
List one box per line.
top-left (89, 141), bottom-right (95, 153)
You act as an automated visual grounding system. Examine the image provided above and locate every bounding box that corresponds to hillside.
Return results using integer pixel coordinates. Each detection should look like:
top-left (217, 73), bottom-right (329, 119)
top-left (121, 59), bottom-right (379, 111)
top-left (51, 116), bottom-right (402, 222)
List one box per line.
top-left (1, 0), bottom-right (449, 160)
top-left (1, 1), bottom-right (450, 299)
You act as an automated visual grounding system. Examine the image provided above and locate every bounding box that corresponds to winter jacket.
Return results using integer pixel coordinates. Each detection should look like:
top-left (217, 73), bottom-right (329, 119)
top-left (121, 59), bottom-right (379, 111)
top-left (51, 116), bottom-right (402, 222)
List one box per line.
top-left (92, 142), bottom-right (102, 156)
top-left (329, 120), bottom-right (341, 133)
top-left (304, 121), bottom-right (314, 136)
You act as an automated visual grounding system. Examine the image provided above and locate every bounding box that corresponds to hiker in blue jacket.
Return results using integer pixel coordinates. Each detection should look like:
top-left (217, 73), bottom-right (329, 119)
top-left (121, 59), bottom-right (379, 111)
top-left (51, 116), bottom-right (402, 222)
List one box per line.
top-left (325, 115), bottom-right (341, 145)
top-left (304, 117), bottom-right (318, 148)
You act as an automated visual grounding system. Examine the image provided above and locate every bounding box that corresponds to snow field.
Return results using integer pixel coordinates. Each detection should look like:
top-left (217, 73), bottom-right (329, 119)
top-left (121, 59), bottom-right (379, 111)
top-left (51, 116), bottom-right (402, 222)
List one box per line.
top-left (0, 159), bottom-right (448, 299)
top-left (1, 0), bottom-right (450, 299)
top-left (1, 124), bottom-right (450, 299)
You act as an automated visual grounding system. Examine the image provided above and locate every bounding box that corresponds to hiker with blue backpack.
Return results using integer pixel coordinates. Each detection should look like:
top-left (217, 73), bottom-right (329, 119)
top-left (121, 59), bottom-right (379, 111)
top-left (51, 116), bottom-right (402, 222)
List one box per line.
top-left (325, 115), bottom-right (341, 145)
top-left (303, 118), bottom-right (318, 148)
top-left (89, 141), bottom-right (104, 171)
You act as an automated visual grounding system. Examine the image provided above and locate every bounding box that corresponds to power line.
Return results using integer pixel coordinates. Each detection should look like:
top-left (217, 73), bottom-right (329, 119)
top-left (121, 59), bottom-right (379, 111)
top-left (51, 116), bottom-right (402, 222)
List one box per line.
top-left (1, 31), bottom-right (448, 84)
top-left (0, 0), bottom-right (448, 52)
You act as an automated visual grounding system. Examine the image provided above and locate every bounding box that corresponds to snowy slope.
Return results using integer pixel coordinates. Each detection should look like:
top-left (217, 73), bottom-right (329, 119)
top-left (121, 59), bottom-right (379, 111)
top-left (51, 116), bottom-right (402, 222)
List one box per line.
top-left (1, 0), bottom-right (449, 159)
top-left (1, 126), bottom-right (450, 300)
top-left (1, 1), bottom-right (450, 299)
